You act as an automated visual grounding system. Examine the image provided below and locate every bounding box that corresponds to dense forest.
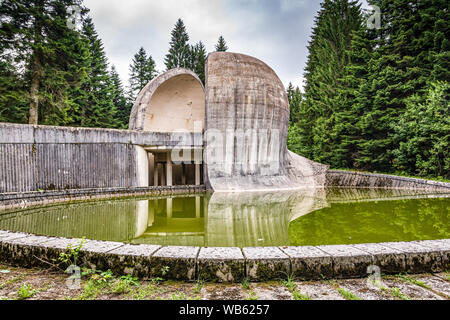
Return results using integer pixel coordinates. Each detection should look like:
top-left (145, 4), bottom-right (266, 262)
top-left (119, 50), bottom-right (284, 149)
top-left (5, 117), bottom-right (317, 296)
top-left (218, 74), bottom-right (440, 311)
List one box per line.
top-left (0, 0), bottom-right (448, 179)
top-left (0, 0), bottom-right (227, 129)
top-left (287, 0), bottom-right (449, 180)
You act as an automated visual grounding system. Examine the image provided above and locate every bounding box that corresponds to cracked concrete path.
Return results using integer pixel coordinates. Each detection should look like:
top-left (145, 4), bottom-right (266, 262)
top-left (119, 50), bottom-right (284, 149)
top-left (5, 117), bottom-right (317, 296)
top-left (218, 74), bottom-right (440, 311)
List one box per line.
top-left (0, 263), bottom-right (448, 300)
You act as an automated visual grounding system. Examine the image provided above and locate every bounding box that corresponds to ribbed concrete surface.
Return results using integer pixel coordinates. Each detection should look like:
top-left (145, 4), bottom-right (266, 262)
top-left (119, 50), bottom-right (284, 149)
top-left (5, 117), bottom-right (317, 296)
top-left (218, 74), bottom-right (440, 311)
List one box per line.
top-left (0, 123), bottom-right (202, 193)
top-left (204, 52), bottom-right (328, 191)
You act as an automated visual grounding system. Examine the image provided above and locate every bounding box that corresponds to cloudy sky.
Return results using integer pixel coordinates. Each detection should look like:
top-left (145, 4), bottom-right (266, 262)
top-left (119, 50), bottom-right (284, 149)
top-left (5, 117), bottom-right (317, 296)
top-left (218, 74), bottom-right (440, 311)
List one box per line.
top-left (84, 0), bottom-right (370, 91)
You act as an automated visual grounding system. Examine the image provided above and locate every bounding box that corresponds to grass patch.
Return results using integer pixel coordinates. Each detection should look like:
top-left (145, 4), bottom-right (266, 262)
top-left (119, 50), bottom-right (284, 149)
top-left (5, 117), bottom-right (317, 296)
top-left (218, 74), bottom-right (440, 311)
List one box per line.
top-left (292, 290), bottom-right (311, 300)
top-left (170, 291), bottom-right (200, 301)
top-left (381, 287), bottom-right (411, 300)
top-left (0, 274), bottom-right (26, 290)
top-left (16, 284), bottom-right (37, 300)
top-left (193, 280), bottom-right (204, 294)
top-left (110, 276), bottom-right (139, 295)
top-left (246, 290), bottom-right (258, 301)
top-left (128, 284), bottom-right (158, 300)
top-left (337, 288), bottom-right (361, 300)
top-left (241, 278), bottom-right (250, 290)
top-left (394, 274), bottom-right (431, 289)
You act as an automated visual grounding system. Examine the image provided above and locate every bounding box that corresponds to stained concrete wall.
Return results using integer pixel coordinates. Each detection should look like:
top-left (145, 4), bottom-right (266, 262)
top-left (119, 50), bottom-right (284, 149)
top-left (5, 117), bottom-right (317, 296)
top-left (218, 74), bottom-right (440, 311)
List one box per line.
top-left (0, 123), bottom-right (201, 193)
top-left (204, 52), bottom-right (328, 191)
top-left (326, 170), bottom-right (450, 191)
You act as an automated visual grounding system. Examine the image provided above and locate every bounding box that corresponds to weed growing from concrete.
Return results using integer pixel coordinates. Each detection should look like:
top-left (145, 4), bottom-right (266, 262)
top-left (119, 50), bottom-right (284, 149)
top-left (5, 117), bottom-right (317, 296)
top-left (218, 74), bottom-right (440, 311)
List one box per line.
top-left (395, 273), bottom-right (431, 289)
top-left (241, 278), bottom-right (250, 290)
top-left (246, 290), bottom-right (258, 300)
top-left (292, 290), bottom-right (311, 300)
top-left (337, 287), bottom-right (361, 300)
top-left (382, 286), bottom-right (411, 300)
top-left (16, 284), bottom-right (36, 300)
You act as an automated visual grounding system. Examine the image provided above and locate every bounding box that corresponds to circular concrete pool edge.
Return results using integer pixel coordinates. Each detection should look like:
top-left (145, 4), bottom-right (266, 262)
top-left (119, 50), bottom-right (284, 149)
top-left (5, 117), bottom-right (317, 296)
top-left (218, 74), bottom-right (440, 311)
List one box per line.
top-left (0, 230), bottom-right (448, 282)
top-left (1, 185), bottom-right (449, 282)
top-left (0, 185), bottom-right (207, 211)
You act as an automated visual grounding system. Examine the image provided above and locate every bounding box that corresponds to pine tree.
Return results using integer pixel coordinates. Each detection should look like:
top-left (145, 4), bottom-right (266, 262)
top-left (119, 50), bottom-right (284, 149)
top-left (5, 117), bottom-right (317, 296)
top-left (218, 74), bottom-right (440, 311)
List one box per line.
top-left (0, 0), bottom-right (88, 125)
top-left (286, 83), bottom-right (302, 125)
top-left (128, 47), bottom-right (158, 102)
top-left (110, 66), bottom-right (131, 129)
top-left (0, 50), bottom-right (28, 123)
top-left (215, 36), bottom-right (228, 52)
top-left (70, 18), bottom-right (118, 128)
top-left (331, 14), bottom-right (377, 170)
top-left (189, 41), bottom-right (207, 84)
top-left (164, 18), bottom-right (191, 70)
top-left (300, 0), bottom-right (363, 166)
top-left (392, 81), bottom-right (449, 179)
top-left (356, 0), bottom-right (450, 172)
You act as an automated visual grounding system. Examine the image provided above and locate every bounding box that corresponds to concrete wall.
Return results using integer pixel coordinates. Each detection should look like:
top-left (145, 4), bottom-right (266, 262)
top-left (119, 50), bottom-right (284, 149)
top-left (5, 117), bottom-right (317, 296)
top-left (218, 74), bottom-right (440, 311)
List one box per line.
top-left (0, 123), bottom-right (201, 193)
top-left (204, 52), bottom-right (328, 191)
top-left (129, 68), bottom-right (205, 132)
top-left (326, 170), bottom-right (450, 191)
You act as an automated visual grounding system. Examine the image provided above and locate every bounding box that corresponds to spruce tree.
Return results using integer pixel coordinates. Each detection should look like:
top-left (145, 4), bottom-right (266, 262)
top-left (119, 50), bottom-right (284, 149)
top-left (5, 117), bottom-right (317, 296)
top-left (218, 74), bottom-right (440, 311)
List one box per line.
top-left (164, 18), bottom-right (191, 70)
top-left (392, 81), bottom-right (449, 179)
top-left (215, 36), bottom-right (228, 52)
top-left (189, 41), bottom-right (207, 84)
top-left (300, 0), bottom-right (363, 166)
top-left (0, 0), bottom-right (88, 125)
top-left (0, 50), bottom-right (28, 123)
top-left (71, 18), bottom-right (118, 128)
top-left (110, 66), bottom-right (131, 129)
top-left (287, 83), bottom-right (302, 125)
top-left (128, 47), bottom-right (158, 102)
top-left (356, 0), bottom-right (450, 172)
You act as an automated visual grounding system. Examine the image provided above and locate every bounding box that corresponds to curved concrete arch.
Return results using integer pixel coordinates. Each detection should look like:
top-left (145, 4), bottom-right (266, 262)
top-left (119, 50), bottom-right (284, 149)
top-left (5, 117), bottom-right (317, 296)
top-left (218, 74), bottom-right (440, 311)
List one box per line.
top-left (204, 52), bottom-right (328, 191)
top-left (129, 68), bottom-right (205, 132)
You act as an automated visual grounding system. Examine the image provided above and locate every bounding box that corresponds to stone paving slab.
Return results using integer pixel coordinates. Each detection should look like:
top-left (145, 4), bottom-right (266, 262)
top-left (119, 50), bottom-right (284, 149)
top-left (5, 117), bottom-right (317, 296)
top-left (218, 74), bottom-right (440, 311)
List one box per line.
top-left (197, 247), bottom-right (245, 283)
top-left (336, 278), bottom-right (388, 300)
top-left (0, 234), bottom-right (56, 268)
top-left (200, 284), bottom-right (246, 300)
top-left (0, 232), bottom-right (30, 242)
top-left (77, 240), bottom-right (125, 271)
top-left (41, 237), bottom-right (86, 250)
top-left (108, 244), bottom-right (161, 257)
top-left (294, 282), bottom-right (344, 300)
top-left (30, 237), bottom-right (90, 267)
top-left (243, 247), bottom-right (290, 282)
top-left (280, 246), bottom-right (333, 280)
top-left (379, 242), bottom-right (444, 273)
top-left (413, 274), bottom-right (450, 298)
top-left (0, 229), bottom-right (449, 282)
top-left (316, 245), bottom-right (375, 278)
top-left (382, 278), bottom-right (444, 300)
top-left (102, 244), bottom-right (161, 279)
top-left (151, 246), bottom-right (200, 281)
top-left (351, 243), bottom-right (406, 274)
top-left (3, 235), bottom-right (54, 246)
top-left (251, 284), bottom-right (293, 300)
top-left (412, 240), bottom-right (450, 268)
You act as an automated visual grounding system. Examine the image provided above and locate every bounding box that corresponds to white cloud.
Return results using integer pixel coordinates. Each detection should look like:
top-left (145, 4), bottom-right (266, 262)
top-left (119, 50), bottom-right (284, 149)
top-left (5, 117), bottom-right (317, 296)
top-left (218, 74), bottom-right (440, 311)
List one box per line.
top-left (280, 0), bottom-right (307, 12)
top-left (84, 0), bottom-right (351, 91)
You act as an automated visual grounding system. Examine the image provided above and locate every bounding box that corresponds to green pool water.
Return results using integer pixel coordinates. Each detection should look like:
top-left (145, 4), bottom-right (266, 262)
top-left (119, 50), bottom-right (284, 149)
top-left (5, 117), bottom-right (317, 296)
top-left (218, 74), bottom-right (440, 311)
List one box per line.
top-left (0, 188), bottom-right (448, 247)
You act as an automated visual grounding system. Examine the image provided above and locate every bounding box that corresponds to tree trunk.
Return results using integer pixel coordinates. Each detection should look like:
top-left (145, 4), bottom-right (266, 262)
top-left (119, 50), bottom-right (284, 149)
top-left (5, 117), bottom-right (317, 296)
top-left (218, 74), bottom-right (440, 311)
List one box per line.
top-left (29, 54), bottom-right (40, 125)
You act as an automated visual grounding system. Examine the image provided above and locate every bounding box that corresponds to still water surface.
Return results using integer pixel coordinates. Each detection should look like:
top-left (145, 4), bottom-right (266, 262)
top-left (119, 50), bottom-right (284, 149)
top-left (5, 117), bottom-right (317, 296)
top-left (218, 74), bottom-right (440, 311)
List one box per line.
top-left (0, 188), bottom-right (448, 247)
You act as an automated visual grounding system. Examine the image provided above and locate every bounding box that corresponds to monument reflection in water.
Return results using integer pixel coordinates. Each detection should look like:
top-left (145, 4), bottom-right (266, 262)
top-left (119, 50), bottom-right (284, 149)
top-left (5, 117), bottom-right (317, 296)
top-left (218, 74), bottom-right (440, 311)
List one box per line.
top-left (0, 188), bottom-right (448, 247)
